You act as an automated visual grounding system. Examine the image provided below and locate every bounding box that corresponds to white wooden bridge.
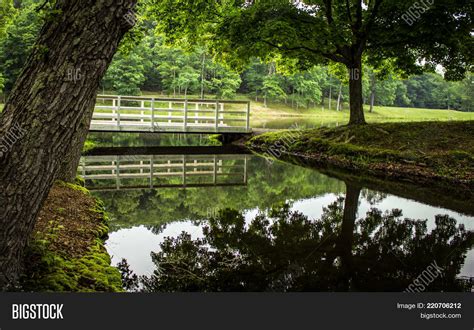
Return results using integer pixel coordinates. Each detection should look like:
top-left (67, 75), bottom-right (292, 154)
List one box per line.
top-left (91, 95), bottom-right (251, 134)
top-left (79, 154), bottom-right (249, 191)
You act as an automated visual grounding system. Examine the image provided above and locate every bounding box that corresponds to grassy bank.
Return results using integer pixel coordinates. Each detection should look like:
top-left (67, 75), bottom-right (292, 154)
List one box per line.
top-left (21, 181), bottom-right (123, 292)
top-left (250, 102), bottom-right (474, 123)
top-left (248, 121), bottom-right (474, 195)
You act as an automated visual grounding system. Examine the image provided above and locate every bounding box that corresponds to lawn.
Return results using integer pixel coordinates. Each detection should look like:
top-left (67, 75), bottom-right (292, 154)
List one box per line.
top-left (250, 101), bottom-right (474, 123)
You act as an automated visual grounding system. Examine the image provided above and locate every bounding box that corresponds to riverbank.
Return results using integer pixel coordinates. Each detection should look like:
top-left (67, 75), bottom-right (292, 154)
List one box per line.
top-left (21, 181), bottom-right (123, 292)
top-left (248, 121), bottom-right (474, 196)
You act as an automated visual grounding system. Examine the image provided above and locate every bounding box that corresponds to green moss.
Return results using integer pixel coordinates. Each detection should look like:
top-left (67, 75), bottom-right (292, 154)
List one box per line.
top-left (83, 139), bottom-right (97, 153)
top-left (23, 185), bottom-right (123, 292)
top-left (23, 240), bottom-right (123, 292)
top-left (75, 175), bottom-right (86, 187)
top-left (57, 181), bottom-right (91, 195)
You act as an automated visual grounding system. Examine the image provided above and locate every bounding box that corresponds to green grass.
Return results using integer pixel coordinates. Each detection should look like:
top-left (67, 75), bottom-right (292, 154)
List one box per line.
top-left (250, 101), bottom-right (474, 122)
top-left (249, 121), bottom-right (474, 190)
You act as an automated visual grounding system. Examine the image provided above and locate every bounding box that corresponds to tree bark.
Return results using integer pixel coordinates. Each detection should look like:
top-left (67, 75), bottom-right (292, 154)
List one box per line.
top-left (347, 60), bottom-right (366, 125)
top-left (0, 0), bottom-right (137, 289)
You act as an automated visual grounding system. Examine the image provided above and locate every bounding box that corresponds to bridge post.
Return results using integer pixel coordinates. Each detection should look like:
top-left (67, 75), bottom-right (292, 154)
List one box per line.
top-left (117, 96), bottom-right (121, 130)
top-left (213, 155), bottom-right (217, 185)
top-left (112, 99), bottom-right (116, 122)
top-left (244, 155), bottom-right (248, 184)
top-left (151, 98), bottom-right (155, 132)
top-left (149, 158), bottom-right (154, 188)
top-left (246, 101), bottom-right (250, 132)
top-left (184, 100), bottom-right (188, 131)
top-left (115, 159), bottom-right (120, 190)
top-left (215, 101), bottom-right (219, 131)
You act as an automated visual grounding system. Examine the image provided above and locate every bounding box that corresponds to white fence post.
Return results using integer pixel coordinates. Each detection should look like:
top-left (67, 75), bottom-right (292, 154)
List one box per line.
top-left (151, 98), bottom-right (155, 132)
top-left (169, 102), bottom-right (172, 123)
top-left (215, 101), bottom-right (219, 131)
top-left (246, 101), bottom-right (250, 132)
top-left (184, 100), bottom-right (188, 131)
top-left (117, 96), bottom-right (121, 129)
top-left (112, 99), bottom-right (116, 122)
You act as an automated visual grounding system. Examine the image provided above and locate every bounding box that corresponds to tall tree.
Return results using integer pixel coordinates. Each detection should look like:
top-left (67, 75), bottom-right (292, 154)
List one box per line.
top-left (0, 0), bottom-right (137, 289)
top-left (150, 0), bottom-right (473, 125)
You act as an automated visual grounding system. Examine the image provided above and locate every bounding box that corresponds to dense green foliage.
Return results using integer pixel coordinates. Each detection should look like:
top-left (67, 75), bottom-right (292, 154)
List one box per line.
top-left (0, 0), bottom-right (42, 92)
top-left (1, 1), bottom-right (472, 112)
top-left (147, 0), bottom-right (473, 123)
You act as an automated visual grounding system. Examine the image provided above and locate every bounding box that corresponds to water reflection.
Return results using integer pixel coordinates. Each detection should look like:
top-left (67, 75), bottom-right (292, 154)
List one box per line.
top-left (125, 182), bottom-right (473, 292)
top-left (80, 154), bottom-right (248, 191)
top-left (79, 151), bottom-right (474, 292)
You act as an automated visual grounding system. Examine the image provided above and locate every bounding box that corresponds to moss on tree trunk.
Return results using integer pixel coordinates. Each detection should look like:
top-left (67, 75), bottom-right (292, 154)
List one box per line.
top-left (0, 0), bottom-right (137, 289)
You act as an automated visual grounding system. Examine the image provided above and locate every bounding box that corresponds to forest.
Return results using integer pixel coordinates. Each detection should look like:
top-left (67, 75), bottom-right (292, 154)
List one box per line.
top-left (1, 0), bottom-right (473, 112)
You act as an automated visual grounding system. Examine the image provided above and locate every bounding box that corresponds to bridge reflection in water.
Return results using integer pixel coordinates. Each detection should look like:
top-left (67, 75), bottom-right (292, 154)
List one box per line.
top-left (79, 154), bottom-right (249, 191)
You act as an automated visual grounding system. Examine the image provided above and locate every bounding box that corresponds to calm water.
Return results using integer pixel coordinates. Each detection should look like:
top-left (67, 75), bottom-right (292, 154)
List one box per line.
top-left (82, 130), bottom-right (474, 292)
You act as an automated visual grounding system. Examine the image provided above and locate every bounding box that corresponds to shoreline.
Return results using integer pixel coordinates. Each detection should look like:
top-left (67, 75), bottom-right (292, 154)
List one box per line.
top-left (247, 121), bottom-right (474, 199)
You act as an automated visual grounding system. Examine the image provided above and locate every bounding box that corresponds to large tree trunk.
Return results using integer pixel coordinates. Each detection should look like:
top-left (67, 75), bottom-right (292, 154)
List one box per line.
top-left (0, 0), bottom-right (137, 289)
top-left (347, 60), bottom-right (366, 125)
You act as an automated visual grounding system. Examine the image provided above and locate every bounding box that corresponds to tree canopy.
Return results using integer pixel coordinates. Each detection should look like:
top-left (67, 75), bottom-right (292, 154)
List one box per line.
top-left (148, 0), bottom-right (473, 124)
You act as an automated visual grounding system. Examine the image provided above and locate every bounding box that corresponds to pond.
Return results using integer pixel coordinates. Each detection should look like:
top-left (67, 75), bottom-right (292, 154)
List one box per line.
top-left (82, 132), bottom-right (474, 292)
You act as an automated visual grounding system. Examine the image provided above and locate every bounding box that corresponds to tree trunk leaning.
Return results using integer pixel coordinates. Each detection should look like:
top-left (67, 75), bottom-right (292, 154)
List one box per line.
top-left (0, 0), bottom-right (137, 289)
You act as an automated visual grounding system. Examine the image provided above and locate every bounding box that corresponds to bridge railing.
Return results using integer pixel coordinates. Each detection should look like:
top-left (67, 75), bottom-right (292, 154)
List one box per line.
top-left (79, 154), bottom-right (249, 191)
top-left (92, 95), bottom-right (251, 133)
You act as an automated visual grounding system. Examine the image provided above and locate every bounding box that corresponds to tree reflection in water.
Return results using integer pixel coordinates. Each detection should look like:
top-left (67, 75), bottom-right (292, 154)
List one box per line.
top-left (121, 183), bottom-right (474, 292)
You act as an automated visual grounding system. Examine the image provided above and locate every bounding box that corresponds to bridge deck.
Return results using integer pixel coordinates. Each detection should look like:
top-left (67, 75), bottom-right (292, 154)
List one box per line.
top-left (91, 95), bottom-right (252, 134)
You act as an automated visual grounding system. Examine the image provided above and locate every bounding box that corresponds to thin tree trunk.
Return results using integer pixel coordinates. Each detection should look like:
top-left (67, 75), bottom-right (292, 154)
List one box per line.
top-left (0, 0), bottom-right (136, 289)
top-left (200, 52), bottom-right (205, 99)
top-left (369, 73), bottom-right (376, 113)
top-left (347, 60), bottom-right (366, 125)
top-left (337, 83), bottom-right (342, 111)
top-left (173, 70), bottom-right (176, 97)
top-left (329, 85), bottom-right (332, 110)
top-left (369, 90), bottom-right (375, 113)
